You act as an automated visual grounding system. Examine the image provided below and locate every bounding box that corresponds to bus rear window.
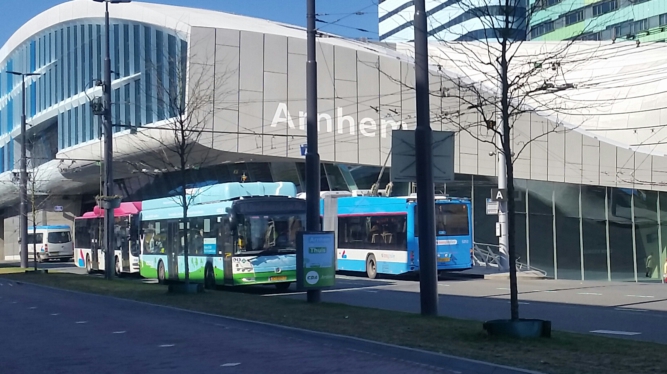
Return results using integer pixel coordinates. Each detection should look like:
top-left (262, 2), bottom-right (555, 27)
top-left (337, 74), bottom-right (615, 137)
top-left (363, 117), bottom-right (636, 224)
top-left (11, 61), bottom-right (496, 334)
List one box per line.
top-left (48, 232), bottom-right (72, 244)
top-left (414, 203), bottom-right (470, 236)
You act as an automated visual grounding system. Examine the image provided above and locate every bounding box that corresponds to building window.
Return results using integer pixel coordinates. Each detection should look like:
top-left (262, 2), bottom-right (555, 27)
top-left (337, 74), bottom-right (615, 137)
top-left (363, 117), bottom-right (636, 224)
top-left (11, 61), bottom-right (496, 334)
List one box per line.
top-left (565, 10), bottom-right (584, 26)
top-left (532, 21), bottom-right (555, 38)
top-left (580, 32), bottom-right (601, 41)
top-left (593, 0), bottom-right (617, 17)
top-left (633, 19), bottom-right (649, 33)
top-left (660, 14), bottom-right (667, 27)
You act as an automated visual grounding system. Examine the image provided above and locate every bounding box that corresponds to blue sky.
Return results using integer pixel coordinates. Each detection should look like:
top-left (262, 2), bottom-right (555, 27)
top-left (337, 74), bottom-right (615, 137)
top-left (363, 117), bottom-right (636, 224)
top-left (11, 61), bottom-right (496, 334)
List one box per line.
top-left (0, 0), bottom-right (379, 48)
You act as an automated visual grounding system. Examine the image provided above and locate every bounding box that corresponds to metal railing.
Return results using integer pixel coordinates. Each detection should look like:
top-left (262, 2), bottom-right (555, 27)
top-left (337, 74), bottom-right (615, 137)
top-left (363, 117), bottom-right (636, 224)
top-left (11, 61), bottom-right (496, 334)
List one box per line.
top-left (473, 242), bottom-right (547, 277)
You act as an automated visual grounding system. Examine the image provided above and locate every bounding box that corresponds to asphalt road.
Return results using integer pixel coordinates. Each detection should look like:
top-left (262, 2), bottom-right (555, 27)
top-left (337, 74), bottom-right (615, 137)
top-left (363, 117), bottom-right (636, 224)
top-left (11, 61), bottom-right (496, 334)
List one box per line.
top-left (16, 261), bottom-right (667, 344)
top-left (0, 277), bottom-right (534, 374)
top-left (273, 275), bottom-right (667, 344)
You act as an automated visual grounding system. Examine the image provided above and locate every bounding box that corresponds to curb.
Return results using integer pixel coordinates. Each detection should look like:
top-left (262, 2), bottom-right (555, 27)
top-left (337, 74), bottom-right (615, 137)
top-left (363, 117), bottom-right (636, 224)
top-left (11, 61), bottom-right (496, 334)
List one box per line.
top-left (1, 276), bottom-right (544, 374)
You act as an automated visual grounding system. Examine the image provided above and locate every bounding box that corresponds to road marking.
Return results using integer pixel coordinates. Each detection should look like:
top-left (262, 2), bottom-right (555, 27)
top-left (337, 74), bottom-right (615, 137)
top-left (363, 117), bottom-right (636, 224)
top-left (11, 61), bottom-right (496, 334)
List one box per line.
top-left (28, 307), bottom-right (37, 309)
top-left (364, 290), bottom-right (378, 293)
top-left (9, 301), bottom-right (17, 304)
top-left (50, 313), bottom-right (60, 316)
top-left (590, 330), bottom-right (641, 336)
top-left (75, 321), bottom-right (88, 324)
top-left (496, 287), bottom-right (510, 290)
top-left (112, 331), bottom-right (126, 334)
top-left (507, 301), bottom-right (530, 305)
top-left (159, 344), bottom-right (175, 348)
top-left (615, 308), bottom-right (649, 312)
top-left (625, 295), bottom-right (654, 298)
top-left (577, 292), bottom-right (602, 296)
top-left (221, 363), bottom-right (241, 367)
top-left (8, 283), bottom-right (13, 286)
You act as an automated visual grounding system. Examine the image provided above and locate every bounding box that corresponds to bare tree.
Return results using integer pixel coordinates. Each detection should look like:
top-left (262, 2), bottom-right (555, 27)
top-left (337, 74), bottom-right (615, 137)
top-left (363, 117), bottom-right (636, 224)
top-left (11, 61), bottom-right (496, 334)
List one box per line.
top-left (125, 33), bottom-right (236, 289)
top-left (372, 0), bottom-right (626, 321)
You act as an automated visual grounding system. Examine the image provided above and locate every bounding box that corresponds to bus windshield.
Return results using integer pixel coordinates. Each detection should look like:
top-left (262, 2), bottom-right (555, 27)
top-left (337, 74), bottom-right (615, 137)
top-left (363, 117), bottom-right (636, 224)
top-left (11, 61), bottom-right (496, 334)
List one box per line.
top-left (237, 213), bottom-right (306, 253)
top-left (414, 203), bottom-right (470, 236)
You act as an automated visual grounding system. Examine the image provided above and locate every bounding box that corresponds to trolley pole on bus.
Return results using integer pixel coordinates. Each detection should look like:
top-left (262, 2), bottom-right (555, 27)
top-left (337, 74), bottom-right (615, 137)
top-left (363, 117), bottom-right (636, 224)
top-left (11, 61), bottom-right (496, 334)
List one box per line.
top-left (305, 0), bottom-right (321, 303)
top-left (413, 0), bottom-right (438, 317)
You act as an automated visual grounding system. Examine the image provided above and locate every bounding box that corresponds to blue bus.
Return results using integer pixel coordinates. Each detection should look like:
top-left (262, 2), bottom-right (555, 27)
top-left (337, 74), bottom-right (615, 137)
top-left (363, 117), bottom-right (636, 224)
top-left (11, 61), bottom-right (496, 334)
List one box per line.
top-left (325, 196), bottom-right (473, 278)
top-left (139, 182), bottom-right (306, 290)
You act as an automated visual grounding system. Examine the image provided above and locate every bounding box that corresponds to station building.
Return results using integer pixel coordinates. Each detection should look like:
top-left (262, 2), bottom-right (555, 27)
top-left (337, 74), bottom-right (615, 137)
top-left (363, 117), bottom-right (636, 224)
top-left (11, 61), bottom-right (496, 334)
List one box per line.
top-left (1, 0), bottom-right (667, 282)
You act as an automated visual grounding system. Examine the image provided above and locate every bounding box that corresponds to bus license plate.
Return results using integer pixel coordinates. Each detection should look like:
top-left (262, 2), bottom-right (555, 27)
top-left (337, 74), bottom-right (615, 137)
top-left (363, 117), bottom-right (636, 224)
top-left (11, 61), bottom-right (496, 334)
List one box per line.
top-left (270, 276), bottom-right (287, 281)
top-left (438, 257), bottom-right (450, 262)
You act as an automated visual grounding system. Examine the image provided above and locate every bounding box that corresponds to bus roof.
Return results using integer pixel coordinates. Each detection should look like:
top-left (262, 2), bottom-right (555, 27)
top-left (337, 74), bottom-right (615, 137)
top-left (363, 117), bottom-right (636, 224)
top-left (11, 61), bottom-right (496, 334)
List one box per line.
top-left (141, 200), bottom-right (234, 221)
top-left (141, 181), bottom-right (297, 211)
top-left (28, 225), bottom-right (70, 231)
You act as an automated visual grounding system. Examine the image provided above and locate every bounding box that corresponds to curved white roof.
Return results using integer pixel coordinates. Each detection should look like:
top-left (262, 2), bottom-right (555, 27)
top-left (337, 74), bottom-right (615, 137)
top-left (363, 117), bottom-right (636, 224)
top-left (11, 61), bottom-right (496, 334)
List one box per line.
top-left (0, 0), bottom-right (408, 66)
top-left (398, 41), bottom-right (667, 157)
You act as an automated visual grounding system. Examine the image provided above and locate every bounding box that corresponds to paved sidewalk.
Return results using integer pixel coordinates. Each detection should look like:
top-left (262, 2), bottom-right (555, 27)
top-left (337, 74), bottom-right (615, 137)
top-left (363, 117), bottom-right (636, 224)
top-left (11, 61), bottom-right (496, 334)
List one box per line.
top-left (0, 278), bottom-right (539, 374)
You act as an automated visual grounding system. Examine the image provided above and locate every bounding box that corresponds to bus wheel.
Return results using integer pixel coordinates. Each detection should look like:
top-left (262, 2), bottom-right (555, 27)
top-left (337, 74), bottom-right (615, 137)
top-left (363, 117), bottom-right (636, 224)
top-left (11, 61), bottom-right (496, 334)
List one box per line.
top-left (157, 261), bottom-right (166, 284)
top-left (204, 264), bottom-right (216, 290)
top-left (275, 282), bottom-right (291, 292)
top-left (366, 255), bottom-right (378, 279)
top-left (85, 254), bottom-right (94, 274)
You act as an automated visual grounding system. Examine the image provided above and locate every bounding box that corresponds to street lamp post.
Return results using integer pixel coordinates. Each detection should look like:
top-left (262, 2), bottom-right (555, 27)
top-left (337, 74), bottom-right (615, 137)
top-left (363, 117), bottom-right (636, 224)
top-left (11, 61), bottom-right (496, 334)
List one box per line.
top-left (93, 0), bottom-right (131, 280)
top-left (7, 71), bottom-right (40, 270)
top-left (305, 0), bottom-right (321, 303)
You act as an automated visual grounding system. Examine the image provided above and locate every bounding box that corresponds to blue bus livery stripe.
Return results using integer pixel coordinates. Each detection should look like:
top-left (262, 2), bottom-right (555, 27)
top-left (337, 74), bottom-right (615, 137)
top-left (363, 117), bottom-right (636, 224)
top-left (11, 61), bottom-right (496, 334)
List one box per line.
top-left (337, 258), bottom-right (408, 275)
top-left (339, 212), bottom-right (407, 217)
top-left (30, 225), bottom-right (70, 230)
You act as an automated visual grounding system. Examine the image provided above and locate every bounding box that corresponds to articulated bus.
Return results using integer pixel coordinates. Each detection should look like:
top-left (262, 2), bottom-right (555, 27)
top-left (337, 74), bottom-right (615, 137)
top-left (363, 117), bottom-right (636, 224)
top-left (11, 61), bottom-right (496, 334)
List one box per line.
top-left (139, 182), bottom-right (306, 290)
top-left (325, 195), bottom-right (473, 279)
top-left (73, 202), bottom-right (143, 275)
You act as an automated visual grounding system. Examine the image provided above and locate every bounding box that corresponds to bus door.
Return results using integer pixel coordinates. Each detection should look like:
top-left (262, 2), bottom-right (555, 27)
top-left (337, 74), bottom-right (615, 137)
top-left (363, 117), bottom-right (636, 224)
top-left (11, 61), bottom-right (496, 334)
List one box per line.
top-left (167, 221), bottom-right (180, 281)
top-left (117, 218), bottom-right (130, 272)
top-left (407, 203), bottom-right (419, 271)
top-left (129, 215), bottom-right (141, 270)
top-left (221, 219), bottom-right (235, 286)
top-left (91, 218), bottom-right (101, 270)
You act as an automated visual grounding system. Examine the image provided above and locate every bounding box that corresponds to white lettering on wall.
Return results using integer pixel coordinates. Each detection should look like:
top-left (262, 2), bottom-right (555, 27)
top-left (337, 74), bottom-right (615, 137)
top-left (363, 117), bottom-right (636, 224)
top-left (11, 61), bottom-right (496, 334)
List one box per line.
top-left (270, 103), bottom-right (408, 138)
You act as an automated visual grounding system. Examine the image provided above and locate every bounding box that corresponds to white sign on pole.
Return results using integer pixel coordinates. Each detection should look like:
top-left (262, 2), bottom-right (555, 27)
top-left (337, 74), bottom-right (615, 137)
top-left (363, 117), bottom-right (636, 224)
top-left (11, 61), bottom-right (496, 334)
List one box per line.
top-left (390, 130), bottom-right (455, 183)
top-left (485, 199), bottom-right (498, 215)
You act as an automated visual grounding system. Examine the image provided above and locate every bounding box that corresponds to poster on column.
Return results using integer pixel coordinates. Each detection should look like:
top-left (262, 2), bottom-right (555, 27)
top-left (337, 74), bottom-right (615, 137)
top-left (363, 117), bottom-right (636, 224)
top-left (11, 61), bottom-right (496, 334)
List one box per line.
top-left (296, 231), bottom-right (336, 291)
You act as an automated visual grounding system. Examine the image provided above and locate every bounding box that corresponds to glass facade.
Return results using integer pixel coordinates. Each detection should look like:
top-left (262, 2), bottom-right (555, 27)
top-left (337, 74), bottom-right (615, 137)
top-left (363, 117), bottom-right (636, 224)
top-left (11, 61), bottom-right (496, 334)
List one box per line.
top-left (0, 20), bottom-right (187, 172)
top-left (446, 174), bottom-right (667, 282)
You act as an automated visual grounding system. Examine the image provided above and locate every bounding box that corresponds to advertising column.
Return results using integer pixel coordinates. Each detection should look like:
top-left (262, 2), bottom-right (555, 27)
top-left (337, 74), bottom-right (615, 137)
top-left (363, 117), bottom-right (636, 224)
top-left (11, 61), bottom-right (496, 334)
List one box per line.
top-left (296, 231), bottom-right (336, 291)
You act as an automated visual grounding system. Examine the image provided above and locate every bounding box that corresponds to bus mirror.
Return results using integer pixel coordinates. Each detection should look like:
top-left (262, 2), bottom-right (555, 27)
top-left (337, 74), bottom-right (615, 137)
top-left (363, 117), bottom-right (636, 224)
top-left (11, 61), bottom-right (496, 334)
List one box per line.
top-left (226, 208), bottom-right (236, 227)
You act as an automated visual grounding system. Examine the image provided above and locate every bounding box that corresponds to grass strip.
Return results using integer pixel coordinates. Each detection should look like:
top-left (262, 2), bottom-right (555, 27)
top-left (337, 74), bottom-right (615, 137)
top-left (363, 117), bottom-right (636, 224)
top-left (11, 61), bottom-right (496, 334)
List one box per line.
top-left (2, 271), bottom-right (665, 374)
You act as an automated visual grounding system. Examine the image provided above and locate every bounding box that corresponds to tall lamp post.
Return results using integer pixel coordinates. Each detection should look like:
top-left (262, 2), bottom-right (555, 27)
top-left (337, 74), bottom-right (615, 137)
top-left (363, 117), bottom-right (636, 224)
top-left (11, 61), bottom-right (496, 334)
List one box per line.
top-left (7, 71), bottom-right (40, 270)
top-left (305, 0), bottom-right (321, 303)
top-left (92, 0), bottom-right (131, 280)
top-left (413, 0), bottom-right (438, 316)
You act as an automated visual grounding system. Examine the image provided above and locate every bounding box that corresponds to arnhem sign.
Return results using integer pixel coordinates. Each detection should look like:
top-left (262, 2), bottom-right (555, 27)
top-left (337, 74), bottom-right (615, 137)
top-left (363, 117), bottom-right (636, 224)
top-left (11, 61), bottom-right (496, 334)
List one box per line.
top-left (390, 129), bottom-right (455, 183)
top-left (296, 231), bottom-right (336, 291)
top-left (271, 103), bottom-right (409, 138)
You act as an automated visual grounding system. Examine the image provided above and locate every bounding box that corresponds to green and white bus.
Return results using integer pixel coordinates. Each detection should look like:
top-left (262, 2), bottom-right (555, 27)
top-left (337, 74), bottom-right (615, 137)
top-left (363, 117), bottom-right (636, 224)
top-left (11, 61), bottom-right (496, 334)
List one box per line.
top-left (139, 182), bottom-right (306, 291)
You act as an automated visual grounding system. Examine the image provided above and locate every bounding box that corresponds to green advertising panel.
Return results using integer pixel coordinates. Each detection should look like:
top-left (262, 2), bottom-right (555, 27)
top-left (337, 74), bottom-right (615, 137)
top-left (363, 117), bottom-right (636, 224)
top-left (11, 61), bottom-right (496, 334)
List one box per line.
top-left (296, 231), bottom-right (336, 290)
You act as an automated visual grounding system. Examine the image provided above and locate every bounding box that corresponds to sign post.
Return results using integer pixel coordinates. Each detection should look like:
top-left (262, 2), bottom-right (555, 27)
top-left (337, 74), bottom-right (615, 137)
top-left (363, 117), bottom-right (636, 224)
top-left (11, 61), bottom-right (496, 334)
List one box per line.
top-left (296, 231), bottom-right (336, 292)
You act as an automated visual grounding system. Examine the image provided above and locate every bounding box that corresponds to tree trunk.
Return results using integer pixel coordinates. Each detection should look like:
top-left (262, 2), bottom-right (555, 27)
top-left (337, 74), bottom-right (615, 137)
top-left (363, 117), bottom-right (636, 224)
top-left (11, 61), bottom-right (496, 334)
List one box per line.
top-left (500, 23), bottom-right (519, 320)
top-left (181, 168), bottom-right (190, 287)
